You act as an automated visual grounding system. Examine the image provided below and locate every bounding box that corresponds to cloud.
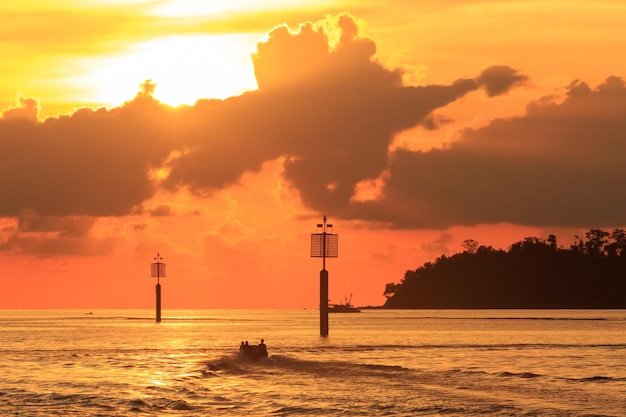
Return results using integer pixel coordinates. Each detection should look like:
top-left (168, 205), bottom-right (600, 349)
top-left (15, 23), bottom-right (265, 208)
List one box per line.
top-left (2, 93), bottom-right (40, 121)
top-left (0, 95), bottom-right (172, 217)
top-left (353, 76), bottom-right (626, 228)
top-left (145, 202), bottom-right (203, 217)
top-left (174, 13), bottom-right (520, 217)
top-left (0, 232), bottom-right (117, 256)
top-left (475, 65), bottom-right (528, 97)
top-left (18, 212), bottom-right (95, 237)
top-left (421, 233), bottom-right (454, 255)
top-left (1, 13), bottom-right (530, 235)
top-left (0, 212), bottom-right (117, 256)
top-left (146, 204), bottom-right (174, 217)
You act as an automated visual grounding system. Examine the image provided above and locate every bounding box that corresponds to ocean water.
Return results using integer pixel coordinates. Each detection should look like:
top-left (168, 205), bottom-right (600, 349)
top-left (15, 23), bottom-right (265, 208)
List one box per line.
top-left (0, 309), bottom-right (624, 416)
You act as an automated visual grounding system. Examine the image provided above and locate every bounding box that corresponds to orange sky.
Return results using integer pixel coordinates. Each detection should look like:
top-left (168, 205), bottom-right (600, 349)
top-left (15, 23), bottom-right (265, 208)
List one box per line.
top-left (2, 0), bottom-right (626, 309)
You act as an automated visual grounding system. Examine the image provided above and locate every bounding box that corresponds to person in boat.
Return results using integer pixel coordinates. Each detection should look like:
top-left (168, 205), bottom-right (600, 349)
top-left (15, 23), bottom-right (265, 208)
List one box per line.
top-left (258, 339), bottom-right (267, 358)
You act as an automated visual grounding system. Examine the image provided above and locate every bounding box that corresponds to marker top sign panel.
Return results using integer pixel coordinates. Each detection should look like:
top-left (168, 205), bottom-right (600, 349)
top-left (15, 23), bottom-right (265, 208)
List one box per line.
top-left (151, 262), bottom-right (166, 278)
top-left (310, 234), bottom-right (338, 257)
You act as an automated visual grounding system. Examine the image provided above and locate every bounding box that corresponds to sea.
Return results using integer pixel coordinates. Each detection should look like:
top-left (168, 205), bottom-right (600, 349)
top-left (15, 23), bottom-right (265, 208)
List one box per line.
top-left (0, 309), bottom-right (624, 416)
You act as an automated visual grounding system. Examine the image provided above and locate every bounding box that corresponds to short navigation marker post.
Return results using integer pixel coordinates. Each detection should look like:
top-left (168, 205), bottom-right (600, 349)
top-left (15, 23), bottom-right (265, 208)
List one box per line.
top-left (310, 215), bottom-right (338, 337)
top-left (151, 253), bottom-right (166, 323)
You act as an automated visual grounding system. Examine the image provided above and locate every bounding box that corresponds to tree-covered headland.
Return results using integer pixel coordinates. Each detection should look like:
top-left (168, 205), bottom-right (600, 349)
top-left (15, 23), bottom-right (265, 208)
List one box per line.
top-left (383, 229), bottom-right (626, 308)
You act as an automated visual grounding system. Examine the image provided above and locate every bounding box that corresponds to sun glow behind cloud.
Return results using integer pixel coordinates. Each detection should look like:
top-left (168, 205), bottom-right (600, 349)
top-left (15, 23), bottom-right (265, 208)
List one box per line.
top-left (80, 34), bottom-right (260, 106)
top-left (149, 0), bottom-right (332, 17)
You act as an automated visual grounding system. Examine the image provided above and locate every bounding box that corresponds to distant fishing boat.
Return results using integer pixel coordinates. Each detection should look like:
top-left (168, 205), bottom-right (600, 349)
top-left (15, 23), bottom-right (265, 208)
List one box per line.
top-left (329, 294), bottom-right (361, 313)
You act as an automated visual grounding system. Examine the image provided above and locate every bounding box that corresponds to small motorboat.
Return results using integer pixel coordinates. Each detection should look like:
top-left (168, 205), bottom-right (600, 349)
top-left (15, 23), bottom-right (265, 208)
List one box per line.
top-left (239, 339), bottom-right (269, 361)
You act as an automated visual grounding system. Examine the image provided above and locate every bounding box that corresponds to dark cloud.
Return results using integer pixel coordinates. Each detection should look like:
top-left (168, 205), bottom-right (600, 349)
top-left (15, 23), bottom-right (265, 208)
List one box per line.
top-left (419, 113), bottom-right (454, 131)
top-left (475, 65), bottom-right (528, 97)
top-left (353, 76), bottom-right (626, 228)
top-left (1, 13), bottom-right (531, 237)
top-left (145, 203), bottom-right (202, 217)
top-left (0, 213), bottom-right (116, 256)
top-left (0, 94), bottom-right (173, 217)
top-left (421, 233), bottom-right (453, 255)
top-left (147, 204), bottom-right (173, 217)
top-left (164, 15), bottom-right (520, 215)
top-left (0, 232), bottom-right (117, 256)
top-left (18, 212), bottom-right (95, 237)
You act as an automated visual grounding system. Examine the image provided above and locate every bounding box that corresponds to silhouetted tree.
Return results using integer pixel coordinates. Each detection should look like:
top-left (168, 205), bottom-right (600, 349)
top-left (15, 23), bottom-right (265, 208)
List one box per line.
top-left (607, 228), bottom-right (626, 258)
top-left (547, 234), bottom-right (557, 249)
top-left (461, 239), bottom-right (479, 254)
top-left (570, 235), bottom-right (584, 253)
top-left (585, 229), bottom-right (610, 258)
top-left (383, 282), bottom-right (401, 299)
top-left (383, 229), bottom-right (626, 309)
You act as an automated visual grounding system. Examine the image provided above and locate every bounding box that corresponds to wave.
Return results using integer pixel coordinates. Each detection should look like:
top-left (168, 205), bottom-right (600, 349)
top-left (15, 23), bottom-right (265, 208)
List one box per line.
top-left (166, 399), bottom-right (196, 410)
top-left (205, 353), bottom-right (626, 389)
top-left (311, 342), bottom-right (626, 351)
top-left (497, 371), bottom-right (542, 379)
top-left (204, 353), bottom-right (414, 378)
top-left (4, 349), bottom-right (624, 417)
top-left (462, 369), bottom-right (626, 385)
top-left (571, 375), bottom-right (626, 383)
top-left (272, 405), bottom-right (333, 415)
top-left (377, 315), bottom-right (626, 321)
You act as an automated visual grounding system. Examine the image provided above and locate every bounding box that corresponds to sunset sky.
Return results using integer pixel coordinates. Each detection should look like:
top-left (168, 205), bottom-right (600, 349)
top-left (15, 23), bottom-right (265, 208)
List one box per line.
top-left (2, 0), bottom-right (626, 309)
